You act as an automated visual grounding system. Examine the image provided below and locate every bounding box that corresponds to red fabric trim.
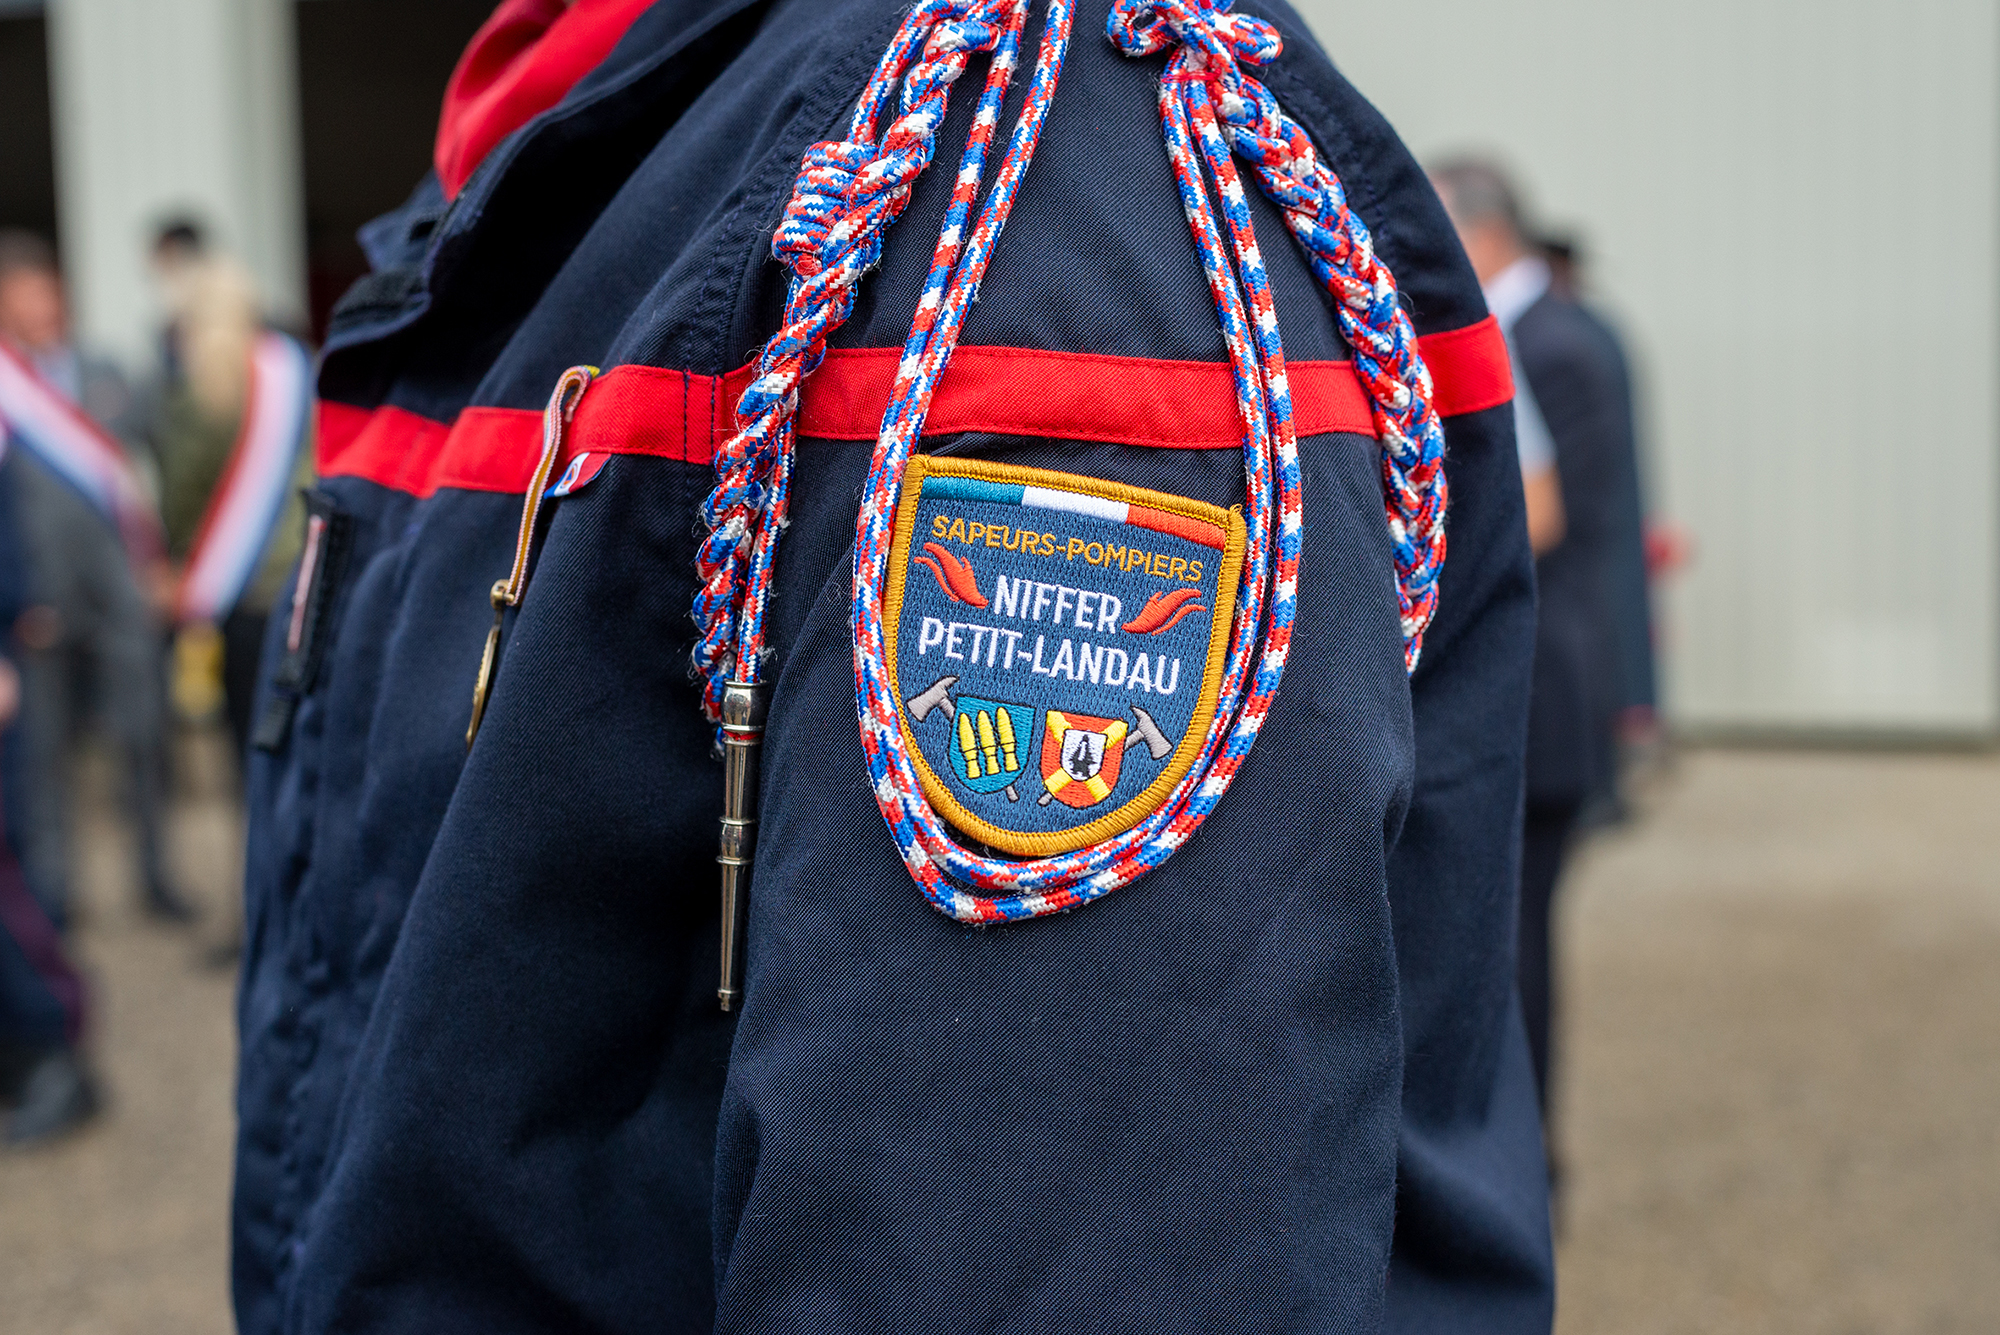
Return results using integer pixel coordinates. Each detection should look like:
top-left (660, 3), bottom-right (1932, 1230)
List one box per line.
top-left (1418, 314), bottom-right (1514, 418)
top-left (317, 399), bottom-right (455, 496)
top-left (796, 345), bottom-right (1366, 448)
top-left (433, 0), bottom-right (655, 200)
top-left (318, 320), bottom-right (1515, 499)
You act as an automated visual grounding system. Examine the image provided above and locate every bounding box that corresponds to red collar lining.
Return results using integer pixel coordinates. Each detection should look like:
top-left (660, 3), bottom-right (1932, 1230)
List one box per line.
top-left (434, 0), bottom-right (657, 200)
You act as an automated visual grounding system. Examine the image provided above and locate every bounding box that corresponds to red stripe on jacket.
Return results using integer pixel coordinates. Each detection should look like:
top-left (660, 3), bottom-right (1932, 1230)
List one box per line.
top-left (319, 318), bottom-right (1514, 500)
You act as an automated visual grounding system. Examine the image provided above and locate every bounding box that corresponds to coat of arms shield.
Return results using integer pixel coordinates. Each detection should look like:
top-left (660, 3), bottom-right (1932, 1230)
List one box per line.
top-left (1039, 709), bottom-right (1129, 809)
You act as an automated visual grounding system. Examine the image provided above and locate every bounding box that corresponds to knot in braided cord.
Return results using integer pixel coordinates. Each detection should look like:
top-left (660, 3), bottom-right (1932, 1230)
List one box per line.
top-left (692, 0), bottom-right (1026, 725)
top-left (1107, 0), bottom-right (1277, 66)
top-left (770, 140), bottom-right (878, 283)
top-left (1113, 0), bottom-right (1448, 666)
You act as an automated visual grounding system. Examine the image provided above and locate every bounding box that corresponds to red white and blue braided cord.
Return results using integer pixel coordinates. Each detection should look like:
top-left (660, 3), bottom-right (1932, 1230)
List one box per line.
top-left (1114, 0), bottom-right (1449, 661)
top-left (851, 0), bottom-right (1447, 923)
top-left (850, 0), bottom-right (1286, 922)
top-left (695, 0), bottom-right (1446, 924)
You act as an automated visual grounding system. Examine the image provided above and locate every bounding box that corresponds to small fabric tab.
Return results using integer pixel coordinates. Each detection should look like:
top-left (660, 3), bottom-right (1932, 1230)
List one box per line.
top-left (545, 450), bottom-right (608, 498)
top-left (255, 490), bottom-right (354, 753)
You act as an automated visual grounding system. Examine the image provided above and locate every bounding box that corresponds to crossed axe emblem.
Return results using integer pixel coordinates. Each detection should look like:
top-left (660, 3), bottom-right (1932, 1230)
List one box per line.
top-left (905, 675), bottom-right (1176, 806)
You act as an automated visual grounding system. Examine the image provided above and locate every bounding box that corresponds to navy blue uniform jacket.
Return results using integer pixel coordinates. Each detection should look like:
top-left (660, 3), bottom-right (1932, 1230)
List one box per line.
top-left (232, 2), bottom-right (1553, 1330)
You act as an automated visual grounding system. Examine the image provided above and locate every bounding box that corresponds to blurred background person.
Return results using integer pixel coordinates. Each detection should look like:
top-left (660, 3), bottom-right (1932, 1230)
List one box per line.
top-left (1537, 229), bottom-right (1661, 820)
top-left (145, 220), bottom-right (314, 971)
top-left (0, 441), bottom-right (99, 1148)
top-left (147, 219), bottom-right (313, 769)
top-left (0, 229), bottom-right (193, 927)
top-left (1432, 158), bottom-right (1650, 1148)
top-left (1503, 277), bottom-right (1566, 560)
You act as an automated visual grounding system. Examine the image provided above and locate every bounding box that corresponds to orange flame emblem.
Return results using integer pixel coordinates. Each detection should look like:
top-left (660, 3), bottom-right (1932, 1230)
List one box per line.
top-left (1120, 587), bottom-right (1206, 635)
top-left (914, 542), bottom-right (988, 608)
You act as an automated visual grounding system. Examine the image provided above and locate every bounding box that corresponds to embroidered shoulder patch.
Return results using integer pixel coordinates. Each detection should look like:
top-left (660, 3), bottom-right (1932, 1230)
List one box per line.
top-left (885, 455), bottom-right (1245, 857)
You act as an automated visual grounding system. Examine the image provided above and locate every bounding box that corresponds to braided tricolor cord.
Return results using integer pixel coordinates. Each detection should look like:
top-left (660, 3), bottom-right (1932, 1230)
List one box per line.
top-left (843, 0), bottom-right (1445, 923)
top-left (692, 0), bottom-right (1036, 724)
top-left (696, 0), bottom-right (1446, 923)
top-left (1120, 0), bottom-right (1449, 663)
top-left (849, 0), bottom-right (1278, 922)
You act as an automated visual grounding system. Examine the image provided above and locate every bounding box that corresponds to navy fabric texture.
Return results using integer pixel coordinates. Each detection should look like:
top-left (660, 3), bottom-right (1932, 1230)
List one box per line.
top-left (234, 2), bottom-right (1552, 1330)
top-left (716, 427), bottom-right (1411, 1333)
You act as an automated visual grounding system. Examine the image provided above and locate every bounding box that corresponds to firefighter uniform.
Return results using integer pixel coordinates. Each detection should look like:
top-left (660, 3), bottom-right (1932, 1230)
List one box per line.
top-left (233, 1), bottom-right (1552, 1330)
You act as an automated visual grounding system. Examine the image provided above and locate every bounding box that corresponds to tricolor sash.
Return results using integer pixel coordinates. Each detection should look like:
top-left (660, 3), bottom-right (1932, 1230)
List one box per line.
top-left (176, 332), bottom-right (314, 624)
top-left (0, 339), bottom-right (163, 565)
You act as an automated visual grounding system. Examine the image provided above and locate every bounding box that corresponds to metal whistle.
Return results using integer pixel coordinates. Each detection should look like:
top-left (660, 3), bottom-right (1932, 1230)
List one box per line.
top-left (716, 680), bottom-right (766, 1012)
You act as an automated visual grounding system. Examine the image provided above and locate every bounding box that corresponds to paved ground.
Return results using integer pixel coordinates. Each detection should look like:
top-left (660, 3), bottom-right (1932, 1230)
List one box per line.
top-left (1553, 749), bottom-right (2000, 1335)
top-left (1, 741), bottom-right (1995, 1332)
top-left (1, 732), bottom-right (241, 1333)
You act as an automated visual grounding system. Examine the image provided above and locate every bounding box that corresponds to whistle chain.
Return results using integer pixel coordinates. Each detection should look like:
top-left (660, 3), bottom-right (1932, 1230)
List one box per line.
top-left (715, 680), bottom-right (765, 1011)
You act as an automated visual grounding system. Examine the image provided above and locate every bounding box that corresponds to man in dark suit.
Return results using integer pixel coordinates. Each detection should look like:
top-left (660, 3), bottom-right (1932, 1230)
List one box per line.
top-left (1432, 160), bottom-right (1640, 1126)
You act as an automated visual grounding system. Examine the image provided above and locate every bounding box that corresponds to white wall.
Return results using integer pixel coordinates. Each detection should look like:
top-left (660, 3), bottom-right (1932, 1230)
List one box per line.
top-left (46, 0), bottom-right (305, 370)
top-left (1297, 0), bottom-right (1999, 736)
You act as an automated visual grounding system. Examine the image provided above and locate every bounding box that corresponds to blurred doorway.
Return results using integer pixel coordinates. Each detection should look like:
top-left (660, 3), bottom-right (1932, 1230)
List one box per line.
top-left (6, 0), bottom-right (497, 350)
top-left (0, 6), bottom-right (57, 243)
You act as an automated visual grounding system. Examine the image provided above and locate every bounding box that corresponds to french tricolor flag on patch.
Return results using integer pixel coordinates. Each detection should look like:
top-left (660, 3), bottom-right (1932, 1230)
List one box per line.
top-left (546, 451), bottom-right (609, 498)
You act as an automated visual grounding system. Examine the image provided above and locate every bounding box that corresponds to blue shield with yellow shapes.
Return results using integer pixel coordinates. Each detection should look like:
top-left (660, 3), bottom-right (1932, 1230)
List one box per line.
top-left (945, 697), bottom-right (1037, 796)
